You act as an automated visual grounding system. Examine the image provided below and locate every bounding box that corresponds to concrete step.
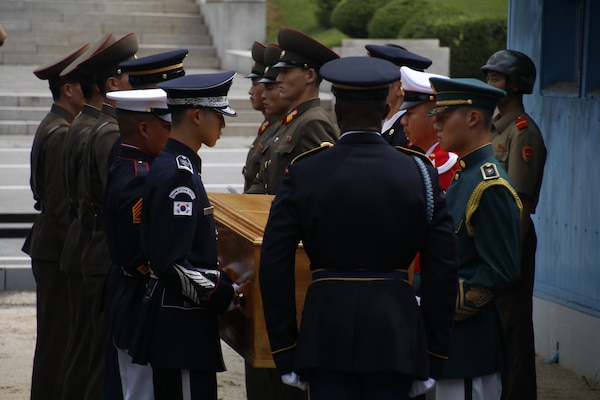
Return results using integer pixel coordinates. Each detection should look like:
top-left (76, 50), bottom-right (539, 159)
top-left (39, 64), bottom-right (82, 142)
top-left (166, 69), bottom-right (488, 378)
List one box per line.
top-left (0, 0), bottom-right (218, 68)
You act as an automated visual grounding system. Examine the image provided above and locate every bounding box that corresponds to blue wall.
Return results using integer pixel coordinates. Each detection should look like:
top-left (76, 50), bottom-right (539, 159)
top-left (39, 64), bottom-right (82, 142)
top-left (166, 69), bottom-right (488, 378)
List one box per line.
top-left (509, 0), bottom-right (600, 317)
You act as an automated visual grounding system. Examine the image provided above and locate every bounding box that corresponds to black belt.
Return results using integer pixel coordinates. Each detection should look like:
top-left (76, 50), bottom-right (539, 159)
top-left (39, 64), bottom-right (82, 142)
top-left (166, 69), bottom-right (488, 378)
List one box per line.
top-left (311, 269), bottom-right (408, 282)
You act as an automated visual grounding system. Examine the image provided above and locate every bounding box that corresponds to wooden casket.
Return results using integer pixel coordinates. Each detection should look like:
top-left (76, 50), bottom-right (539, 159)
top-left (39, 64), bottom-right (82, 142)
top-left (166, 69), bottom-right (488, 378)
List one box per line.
top-left (208, 192), bottom-right (310, 368)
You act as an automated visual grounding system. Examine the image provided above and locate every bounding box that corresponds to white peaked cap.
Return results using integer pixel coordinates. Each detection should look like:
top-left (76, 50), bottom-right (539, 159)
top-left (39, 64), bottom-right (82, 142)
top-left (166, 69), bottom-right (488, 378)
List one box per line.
top-left (400, 67), bottom-right (449, 111)
top-left (107, 88), bottom-right (171, 122)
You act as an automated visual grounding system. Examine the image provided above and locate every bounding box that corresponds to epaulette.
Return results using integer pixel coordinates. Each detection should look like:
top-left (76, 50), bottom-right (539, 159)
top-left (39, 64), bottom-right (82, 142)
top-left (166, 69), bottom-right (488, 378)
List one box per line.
top-left (480, 162), bottom-right (499, 180)
top-left (134, 160), bottom-right (150, 177)
top-left (290, 142), bottom-right (333, 165)
top-left (515, 115), bottom-right (528, 130)
top-left (394, 145), bottom-right (433, 166)
top-left (176, 155), bottom-right (193, 174)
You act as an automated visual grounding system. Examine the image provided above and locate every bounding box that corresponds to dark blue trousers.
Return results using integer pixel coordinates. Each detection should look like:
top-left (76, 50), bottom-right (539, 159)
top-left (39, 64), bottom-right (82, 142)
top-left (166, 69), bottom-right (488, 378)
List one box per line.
top-left (309, 369), bottom-right (413, 400)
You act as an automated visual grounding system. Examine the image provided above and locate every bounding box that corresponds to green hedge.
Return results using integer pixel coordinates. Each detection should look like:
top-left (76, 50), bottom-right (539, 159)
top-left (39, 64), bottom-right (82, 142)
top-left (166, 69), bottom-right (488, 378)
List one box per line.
top-left (331, 0), bottom-right (387, 38)
top-left (403, 16), bottom-right (507, 78)
top-left (368, 0), bottom-right (420, 39)
top-left (313, 0), bottom-right (343, 28)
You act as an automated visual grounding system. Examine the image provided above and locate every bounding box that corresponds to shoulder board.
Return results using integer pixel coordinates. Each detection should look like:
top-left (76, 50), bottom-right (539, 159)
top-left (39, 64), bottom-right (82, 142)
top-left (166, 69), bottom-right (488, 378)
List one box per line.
top-left (290, 142), bottom-right (333, 164)
top-left (176, 155), bottom-right (194, 174)
top-left (134, 160), bottom-right (150, 177)
top-left (394, 145), bottom-right (433, 166)
top-left (515, 115), bottom-right (528, 130)
top-left (480, 162), bottom-right (500, 180)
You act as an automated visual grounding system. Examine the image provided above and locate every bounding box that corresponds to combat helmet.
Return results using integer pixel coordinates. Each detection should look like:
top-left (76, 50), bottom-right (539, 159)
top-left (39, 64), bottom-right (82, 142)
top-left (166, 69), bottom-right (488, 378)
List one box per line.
top-left (481, 50), bottom-right (536, 94)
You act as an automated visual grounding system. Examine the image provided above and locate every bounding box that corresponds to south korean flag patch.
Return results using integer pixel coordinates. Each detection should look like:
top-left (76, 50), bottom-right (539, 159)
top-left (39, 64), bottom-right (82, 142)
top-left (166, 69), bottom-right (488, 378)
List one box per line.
top-left (174, 201), bottom-right (193, 216)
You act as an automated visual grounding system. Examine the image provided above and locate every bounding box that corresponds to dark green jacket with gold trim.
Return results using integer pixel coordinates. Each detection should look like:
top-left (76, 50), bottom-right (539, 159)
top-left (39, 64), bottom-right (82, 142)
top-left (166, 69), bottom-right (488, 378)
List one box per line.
top-left (441, 143), bottom-right (522, 380)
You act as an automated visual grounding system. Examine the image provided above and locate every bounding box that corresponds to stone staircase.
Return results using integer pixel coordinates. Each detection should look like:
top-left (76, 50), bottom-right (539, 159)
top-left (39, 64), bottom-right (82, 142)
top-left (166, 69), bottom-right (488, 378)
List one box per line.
top-left (0, 0), bottom-right (218, 67)
top-left (0, 0), bottom-right (333, 137)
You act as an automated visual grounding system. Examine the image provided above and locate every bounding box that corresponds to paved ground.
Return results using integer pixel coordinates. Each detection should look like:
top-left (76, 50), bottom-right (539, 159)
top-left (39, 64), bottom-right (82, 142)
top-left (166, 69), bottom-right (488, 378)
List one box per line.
top-left (1, 291), bottom-right (599, 400)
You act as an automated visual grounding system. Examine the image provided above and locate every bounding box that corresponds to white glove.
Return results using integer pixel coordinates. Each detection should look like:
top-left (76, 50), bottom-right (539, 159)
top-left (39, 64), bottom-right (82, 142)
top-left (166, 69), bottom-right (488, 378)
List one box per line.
top-left (281, 372), bottom-right (308, 391)
top-left (226, 283), bottom-right (241, 312)
top-left (409, 377), bottom-right (435, 398)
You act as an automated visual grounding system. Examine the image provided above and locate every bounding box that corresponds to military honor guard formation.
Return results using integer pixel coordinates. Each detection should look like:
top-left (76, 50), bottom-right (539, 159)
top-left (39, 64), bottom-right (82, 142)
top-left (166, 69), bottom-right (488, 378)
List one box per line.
top-left (24, 24), bottom-right (546, 400)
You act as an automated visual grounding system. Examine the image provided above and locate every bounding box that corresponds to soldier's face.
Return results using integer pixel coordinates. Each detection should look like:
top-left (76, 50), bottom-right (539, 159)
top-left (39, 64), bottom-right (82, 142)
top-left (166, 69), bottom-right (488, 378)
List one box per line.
top-left (249, 77), bottom-right (265, 112)
top-left (198, 108), bottom-right (225, 148)
top-left (276, 66), bottom-right (307, 101)
top-left (485, 71), bottom-right (507, 91)
top-left (262, 82), bottom-right (292, 118)
top-left (432, 108), bottom-right (470, 156)
top-left (145, 116), bottom-right (171, 156)
top-left (401, 101), bottom-right (437, 150)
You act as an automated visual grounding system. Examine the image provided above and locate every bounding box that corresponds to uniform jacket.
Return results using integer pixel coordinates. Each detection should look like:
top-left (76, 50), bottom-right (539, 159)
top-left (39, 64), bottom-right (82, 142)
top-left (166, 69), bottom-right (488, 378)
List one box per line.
top-left (491, 107), bottom-right (546, 213)
top-left (23, 103), bottom-right (73, 261)
top-left (103, 143), bottom-right (153, 351)
top-left (80, 103), bottom-right (118, 276)
top-left (441, 144), bottom-right (522, 379)
top-left (60, 104), bottom-right (101, 274)
top-left (382, 111), bottom-right (409, 147)
top-left (259, 132), bottom-right (458, 380)
top-left (254, 98), bottom-right (339, 195)
top-left (243, 116), bottom-right (280, 193)
top-left (134, 138), bottom-right (234, 370)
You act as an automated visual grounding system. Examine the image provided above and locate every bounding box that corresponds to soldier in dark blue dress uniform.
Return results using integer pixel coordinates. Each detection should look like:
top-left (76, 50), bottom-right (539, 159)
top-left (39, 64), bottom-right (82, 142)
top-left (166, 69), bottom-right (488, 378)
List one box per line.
top-left (103, 88), bottom-right (172, 399)
top-left (428, 77), bottom-right (522, 400)
top-left (259, 56), bottom-right (459, 400)
top-left (134, 73), bottom-right (245, 400)
top-left (366, 44), bottom-right (433, 148)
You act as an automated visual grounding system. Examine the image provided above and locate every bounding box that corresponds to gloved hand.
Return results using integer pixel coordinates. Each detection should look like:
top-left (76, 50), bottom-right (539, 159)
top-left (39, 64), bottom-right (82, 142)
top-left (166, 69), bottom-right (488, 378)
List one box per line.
top-left (281, 372), bottom-right (308, 391)
top-left (409, 377), bottom-right (435, 398)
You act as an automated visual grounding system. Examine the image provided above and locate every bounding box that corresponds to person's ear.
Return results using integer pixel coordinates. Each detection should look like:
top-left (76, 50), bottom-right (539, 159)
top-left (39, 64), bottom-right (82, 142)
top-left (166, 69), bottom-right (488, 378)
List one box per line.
top-left (138, 120), bottom-right (150, 139)
top-left (466, 110), bottom-right (479, 127)
top-left (306, 67), bottom-right (317, 84)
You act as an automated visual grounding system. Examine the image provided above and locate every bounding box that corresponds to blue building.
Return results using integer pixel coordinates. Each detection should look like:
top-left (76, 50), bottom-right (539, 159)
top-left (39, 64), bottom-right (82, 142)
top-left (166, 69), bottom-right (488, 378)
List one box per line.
top-left (509, 0), bottom-right (600, 378)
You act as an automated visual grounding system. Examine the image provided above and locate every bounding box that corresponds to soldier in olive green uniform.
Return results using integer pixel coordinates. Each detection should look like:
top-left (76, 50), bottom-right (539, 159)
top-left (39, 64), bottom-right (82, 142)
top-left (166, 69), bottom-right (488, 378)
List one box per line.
top-left (482, 50), bottom-right (547, 400)
top-left (243, 43), bottom-right (292, 195)
top-left (75, 32), bottom-right (138, 400)
top-left (246, 27), bottom-right (339, 195)
top-left (58, 33), bottom-right (116, 400)
top-left (429, 77), bottom-right (523, 400)
top-left (242, 41), bottom-right (269, 192)
top-left (24, 42), bottom-right (89, 400)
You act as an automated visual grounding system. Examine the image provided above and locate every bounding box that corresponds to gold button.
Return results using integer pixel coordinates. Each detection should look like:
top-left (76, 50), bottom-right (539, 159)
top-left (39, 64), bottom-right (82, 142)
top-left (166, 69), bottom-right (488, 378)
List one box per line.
top-left (459, 160), bottom-right (466, 168)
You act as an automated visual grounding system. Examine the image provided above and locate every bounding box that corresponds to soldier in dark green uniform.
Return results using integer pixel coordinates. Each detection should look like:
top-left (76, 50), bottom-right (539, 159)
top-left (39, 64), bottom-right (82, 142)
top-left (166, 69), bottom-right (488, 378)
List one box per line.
top-left (24, 42), bottom-right (89, 400)
top-left (58, 33), bottom-right (116, 400)
top-left (247, 27), bottom-right (339, 195)
top-left (481, 50), bottom-right (547, 400)
top-left (242, 41), bottom-right (268, 192)
top-left (243, 43), bottom-right (292, 196)
top-left (428, 77), bottom-right (523, 400)
top-left (75, 32), bottom-right (138, 400)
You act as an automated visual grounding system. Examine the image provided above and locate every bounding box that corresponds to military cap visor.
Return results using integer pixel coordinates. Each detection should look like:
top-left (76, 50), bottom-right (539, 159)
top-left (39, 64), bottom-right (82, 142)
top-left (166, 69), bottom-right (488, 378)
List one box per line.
top-left (399, 66), bottom-right (448, 111)
top-left (34, 42), bottom-right (90, 86)
top-left (427, 77), bottom-right (506, 115)
top-left (246, 41), bottom-right (266, 78)
top-left (107, 88), bottom-right (171, 122)
top-left (273, 27), bottom-right (339, 72)
top-left (320, 56), bottom-right (399, 100)
top-left (119, 49), bottom-right (188, 86)
top-left (77, 32), bottom-right (138, 78)
top-left (60, 33), bottom-right (115, 81)
top-left (366, 44), bottom-right (432, 71)
top-left (158, 71), bottom-right (238, 117)
top-left (258, 44), bottom-right (283, 83)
